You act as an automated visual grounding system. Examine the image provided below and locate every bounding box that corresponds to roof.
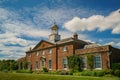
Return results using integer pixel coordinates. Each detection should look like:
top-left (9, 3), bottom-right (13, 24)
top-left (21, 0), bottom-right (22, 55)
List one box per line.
top-left (26, 37), bottom-right (91, 53)
top-left (33, 40), bottom-right (55, 50)
top-left (56, 37), bottom-right (74, 44)
top-left (56, 37), bottom-right (90, 45)
top-left (84, 43), bottom-right (100, 49)
top-left (51, 24), bottom-right (58, 30)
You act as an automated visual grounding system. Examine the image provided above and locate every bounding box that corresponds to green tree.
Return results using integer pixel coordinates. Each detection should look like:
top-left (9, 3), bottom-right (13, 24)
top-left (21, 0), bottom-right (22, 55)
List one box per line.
top-left (67, 55), bottom-right (82, 72)
top-left (86, 54), bottom-right (94, 70)
top-left (10, 61), bottom-right (18, 70)
top-left (22, 61), bottom-right (28, 70)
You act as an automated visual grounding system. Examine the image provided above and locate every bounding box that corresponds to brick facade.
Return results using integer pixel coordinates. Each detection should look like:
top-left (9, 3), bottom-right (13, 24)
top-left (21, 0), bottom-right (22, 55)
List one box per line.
top-left (25, 25), bottom-right (120, 71)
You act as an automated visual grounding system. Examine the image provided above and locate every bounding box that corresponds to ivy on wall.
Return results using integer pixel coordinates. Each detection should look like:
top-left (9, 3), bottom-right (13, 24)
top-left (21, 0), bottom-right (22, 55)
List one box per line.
top-left (67, 55), bottom-right (82, 72)
top-left (86, 54), bottom-right (94, 70)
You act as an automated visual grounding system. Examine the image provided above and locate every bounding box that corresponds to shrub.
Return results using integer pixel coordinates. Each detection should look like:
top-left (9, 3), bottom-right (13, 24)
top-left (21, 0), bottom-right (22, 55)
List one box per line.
top-left (80, 70), bottom-right (105, 77)
top-left (81, 70), bottom-right (95, 76)
top-left (43, 67), bottom-right (48, 72)
top-left (95, 70), bottom-right (105, 77)
top-left (73, 72), bottom-right (81, 76)
top-left (104, 69), bottom-right (114, 75)
top-left (58, 70), bottom-right (73, 75)
top-left (114, 70), bottom-right (120, 77)
top-left (112, 63), bottom-right (120, 70)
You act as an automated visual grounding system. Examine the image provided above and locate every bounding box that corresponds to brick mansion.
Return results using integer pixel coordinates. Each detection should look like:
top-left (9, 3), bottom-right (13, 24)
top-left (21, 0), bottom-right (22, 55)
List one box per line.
top-left (25, 24), bottom-right (120, 71)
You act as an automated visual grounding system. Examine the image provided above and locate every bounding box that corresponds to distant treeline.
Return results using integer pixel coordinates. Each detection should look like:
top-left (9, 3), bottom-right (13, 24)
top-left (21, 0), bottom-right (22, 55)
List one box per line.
top-left (0, 59), bottom-right (28, 71)
top-left (0, 60), bottom-right (18, 71)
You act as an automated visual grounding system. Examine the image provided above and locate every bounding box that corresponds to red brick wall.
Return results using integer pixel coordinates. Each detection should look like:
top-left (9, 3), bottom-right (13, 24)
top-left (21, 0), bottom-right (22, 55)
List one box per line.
top-left (75, 45), bottom-right (111, 70)
top-left (57, 43), bottom-right (74, 70)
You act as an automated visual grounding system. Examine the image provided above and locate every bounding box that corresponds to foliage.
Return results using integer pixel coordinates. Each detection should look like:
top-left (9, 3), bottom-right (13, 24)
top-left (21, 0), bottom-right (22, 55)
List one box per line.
top-left (114, 70), bottom-right (120, 77)
top-left (86, 54), bottom-right (94, 70)
top-left (112, 63), bottom-right (120, 70)
top-left (95, 70), bottom-right (105, 77)
top-left (0, 60), bottom-right (18, 71)
top-left (43, 67), bottom-right (48, 72)
top-left (67, 55), bottom-right (82, 72)
top-left (79, 70), bottom-right (106, 77)
top-left (10, 61), bottom-right (19, 70)
top-left (59, 70), bottom-right (73, 75)
top-left (22, 61), bottom-right (28, 70)
top-left (81, 70), bottom-right (95, 76)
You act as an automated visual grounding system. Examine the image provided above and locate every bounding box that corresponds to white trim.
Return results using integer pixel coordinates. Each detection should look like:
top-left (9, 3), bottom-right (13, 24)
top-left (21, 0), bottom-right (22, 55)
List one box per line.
top-left (48, 59), bottom-right (52, 70)
top-left (63, 45), bottom-right (67, 52)
top-left (94, 54), bottom-right (102, 69)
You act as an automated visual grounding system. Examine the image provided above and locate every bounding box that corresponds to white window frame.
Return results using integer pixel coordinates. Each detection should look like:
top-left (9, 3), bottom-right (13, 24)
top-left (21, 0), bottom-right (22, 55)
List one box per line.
top-left (81, 57), bottom-right (86, 70)
top-left (94, 54), bottom-right (102, 70)
top-left (48, 59), bottom-right (52, 70)
top-left (63, 58), bottom-right (67, 70)
top-left (42, 60), bottom-right (45, 67)
top-left (48, 48), bottom-right (52, 54)
top-left (35, 61), bottom-right (39, 70)
top-left (63, 45), bottom-right (67, 52)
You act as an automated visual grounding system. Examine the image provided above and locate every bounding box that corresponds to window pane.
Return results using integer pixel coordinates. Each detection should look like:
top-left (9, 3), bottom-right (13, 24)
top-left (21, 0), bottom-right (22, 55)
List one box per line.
top-left (42, 60), bottom-right (45, 66)
top-left (63, 45), bottom-right (67, 51)
top-left (48, 49), bottom-right (52, 54)
top-left (63, 58), bottom-right (67, 68)
top-left (35, 61), bottom-right (39, 69)
top-left (49, 60), bottom-right (52, 69)
top-left (81, 57), bottom-right (86, 68)
top-left (94, 55), bottom-right (101, 68)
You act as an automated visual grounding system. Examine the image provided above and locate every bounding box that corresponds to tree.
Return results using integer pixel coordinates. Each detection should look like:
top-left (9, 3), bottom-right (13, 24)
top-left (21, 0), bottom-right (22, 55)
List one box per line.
top-left (86, 54), bottom-right (94, 70)
top-left (0, 60), bottom-right (19, 71)
top-left (67, 55), bottom-right (82, 72)
top-left (10, 61), bottom-right (18, 70)
top-left (22, 61), bottom-right (28, 70)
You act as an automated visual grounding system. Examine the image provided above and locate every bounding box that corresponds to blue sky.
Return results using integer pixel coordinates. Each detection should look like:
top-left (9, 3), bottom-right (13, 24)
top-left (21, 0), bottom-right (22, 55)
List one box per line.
top-left (0, 0), bottom-right (120, 60)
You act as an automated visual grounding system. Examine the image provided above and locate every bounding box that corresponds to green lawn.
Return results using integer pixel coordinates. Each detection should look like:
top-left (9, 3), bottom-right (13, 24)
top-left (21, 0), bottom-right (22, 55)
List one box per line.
top-left (0, 72), bottom-right (119, 80)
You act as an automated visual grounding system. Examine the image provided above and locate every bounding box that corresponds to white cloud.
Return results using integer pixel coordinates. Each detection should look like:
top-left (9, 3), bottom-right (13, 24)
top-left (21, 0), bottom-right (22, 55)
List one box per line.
top-left (105, 41), bottom-right (120, 48)
top-left (0, 8), bottom-right (50, 60)
top-left (0, 6), bottom-right (119, 60)
top-left (64, 9), bottom-right (120, 34)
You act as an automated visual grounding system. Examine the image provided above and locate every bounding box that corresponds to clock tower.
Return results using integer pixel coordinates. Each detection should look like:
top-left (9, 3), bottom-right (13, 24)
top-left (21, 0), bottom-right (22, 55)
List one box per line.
top-left (49, 24), bottom-right (61, 43)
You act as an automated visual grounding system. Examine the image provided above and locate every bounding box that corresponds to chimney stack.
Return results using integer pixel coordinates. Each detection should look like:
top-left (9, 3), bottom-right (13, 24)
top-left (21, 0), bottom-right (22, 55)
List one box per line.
top-left (73, 32), bottom-right (78, 40)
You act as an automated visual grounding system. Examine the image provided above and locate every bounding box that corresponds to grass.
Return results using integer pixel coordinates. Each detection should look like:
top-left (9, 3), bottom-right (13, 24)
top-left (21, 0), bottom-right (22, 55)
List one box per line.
top-left (0, 72), bottom-right (119, 80)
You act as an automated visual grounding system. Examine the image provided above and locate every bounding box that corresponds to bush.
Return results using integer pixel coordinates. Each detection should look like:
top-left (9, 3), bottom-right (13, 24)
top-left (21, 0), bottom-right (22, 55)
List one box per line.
top-left (43, 67), bottom-right (48, 72)
top-left (73, 72), bottom-right (81, 76)
top-left (80, 70), bottom-right (105, 77)
top-left (112, 63), bottom-right (120, 70)
top-left (95, 70), bottom-right (105, 77)
top-left (104, 69), bottom-right (114, 75)
top-left (81, 70), bottom-right (95, 76)
top-left (58, 70), bottom-right (73, 75)
top-left (114, 70), bottom-right (120, 77)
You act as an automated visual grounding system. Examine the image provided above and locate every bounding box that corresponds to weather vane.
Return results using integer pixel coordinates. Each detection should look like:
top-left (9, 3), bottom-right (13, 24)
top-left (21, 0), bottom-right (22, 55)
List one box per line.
top-left (51, 16), bottom-right (56, 25)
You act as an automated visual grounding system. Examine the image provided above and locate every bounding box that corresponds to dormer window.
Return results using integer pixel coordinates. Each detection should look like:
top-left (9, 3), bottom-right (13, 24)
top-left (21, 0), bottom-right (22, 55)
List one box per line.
top-left (63, 45), bottom-right (67, 51)
top-left (48, 48), bottom-right (52, 54)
